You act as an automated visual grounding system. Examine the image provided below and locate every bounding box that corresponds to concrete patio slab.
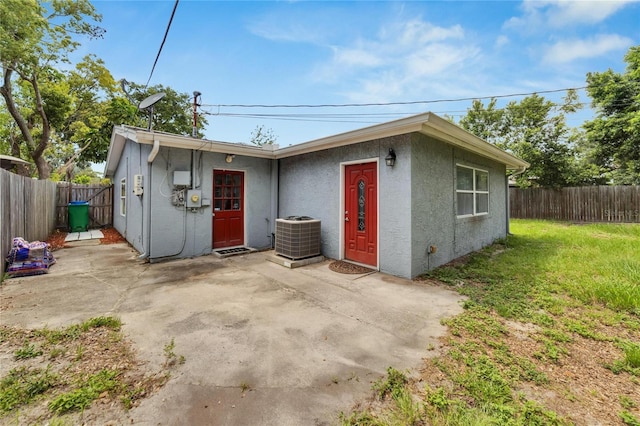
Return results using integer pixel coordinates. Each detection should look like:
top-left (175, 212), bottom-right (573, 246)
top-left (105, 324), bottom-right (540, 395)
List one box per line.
top-left (0, 243), bottom-right (464, 425)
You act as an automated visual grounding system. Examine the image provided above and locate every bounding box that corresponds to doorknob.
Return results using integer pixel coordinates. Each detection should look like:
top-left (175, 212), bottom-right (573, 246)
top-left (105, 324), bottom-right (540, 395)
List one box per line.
top-left (345, 217), bottom-right (349, 222)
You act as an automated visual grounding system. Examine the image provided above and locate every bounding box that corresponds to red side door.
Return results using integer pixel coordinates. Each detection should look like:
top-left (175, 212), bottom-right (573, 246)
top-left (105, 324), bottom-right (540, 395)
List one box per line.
top-left (213, 170), bottom-right (244, 249)
top-left (344, 162), bottom-right (377, 266)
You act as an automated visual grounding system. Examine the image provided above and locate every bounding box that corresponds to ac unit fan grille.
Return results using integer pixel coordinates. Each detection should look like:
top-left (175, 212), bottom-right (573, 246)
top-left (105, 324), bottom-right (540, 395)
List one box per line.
top-left (275, 218), bottom-right (321, 260)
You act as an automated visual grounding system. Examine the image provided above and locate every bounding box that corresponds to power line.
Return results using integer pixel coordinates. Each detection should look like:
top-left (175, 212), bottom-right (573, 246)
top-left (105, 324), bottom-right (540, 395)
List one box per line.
top-left (200, 86), bottom-right (588, 109)
top-left (199, 86), bottom-right (636, 126)
top-left (145, 0), bottom-right (180, 88)
top-left (201, 101), bottom-right (638, 126)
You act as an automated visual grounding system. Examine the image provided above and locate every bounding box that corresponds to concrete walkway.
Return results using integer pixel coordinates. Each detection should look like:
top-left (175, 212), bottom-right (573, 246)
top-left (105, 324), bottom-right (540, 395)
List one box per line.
top-left (0, 243), bottom-right (464, 425)
top-left (64, 229), bottom-right (104, 241)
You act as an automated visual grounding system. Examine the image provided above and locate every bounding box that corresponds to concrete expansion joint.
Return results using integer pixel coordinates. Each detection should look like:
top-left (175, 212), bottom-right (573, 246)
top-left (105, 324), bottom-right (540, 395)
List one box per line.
top-left (351, 271), bottom-right (379, 280)
top-left (205, 384), bottom-right (330, 391)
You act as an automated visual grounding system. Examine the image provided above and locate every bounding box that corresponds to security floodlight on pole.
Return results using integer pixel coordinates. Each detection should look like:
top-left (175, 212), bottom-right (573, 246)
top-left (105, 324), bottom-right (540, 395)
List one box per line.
top-left (192, 91), bottom-right (201, 138)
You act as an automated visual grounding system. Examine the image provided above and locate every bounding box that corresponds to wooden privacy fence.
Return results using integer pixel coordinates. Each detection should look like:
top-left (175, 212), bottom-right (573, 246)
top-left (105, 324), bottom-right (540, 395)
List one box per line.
top-left (510, 186), bottom-right (640, 223)
top-left (55, 183), bottom-right (113, 230)
top-left (1, 168), bottom-right (57, 278)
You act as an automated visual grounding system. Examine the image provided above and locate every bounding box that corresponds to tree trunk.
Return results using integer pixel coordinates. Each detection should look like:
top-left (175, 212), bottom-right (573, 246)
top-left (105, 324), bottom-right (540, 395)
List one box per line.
top-left (1, 65), bottom-right (51, 180)
top-left (30, 74), bottom-right (51, 180)
top-left (9, 130), bottom-right (30, 176)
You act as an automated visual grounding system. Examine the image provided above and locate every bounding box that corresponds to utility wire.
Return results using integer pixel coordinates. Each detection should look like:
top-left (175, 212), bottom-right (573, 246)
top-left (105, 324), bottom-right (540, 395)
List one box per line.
top-left (145, 0), bottom-right (179, 87)
top-left (200, 86), bottom-right (588, 109)
top-left (199, 86), bottom-right (634, 126)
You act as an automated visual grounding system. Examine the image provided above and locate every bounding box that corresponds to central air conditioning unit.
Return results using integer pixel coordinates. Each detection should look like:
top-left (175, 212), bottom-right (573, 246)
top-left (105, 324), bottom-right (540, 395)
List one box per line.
top-left (275, 216), bottom-right (321, 260)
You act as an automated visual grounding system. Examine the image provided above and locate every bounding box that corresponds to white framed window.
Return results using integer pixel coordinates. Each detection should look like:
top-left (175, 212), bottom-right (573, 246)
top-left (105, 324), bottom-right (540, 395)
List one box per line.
top-left (456, 165), bottom-right (489, 217)
top-left (120, 178), bottom-right (126, 216)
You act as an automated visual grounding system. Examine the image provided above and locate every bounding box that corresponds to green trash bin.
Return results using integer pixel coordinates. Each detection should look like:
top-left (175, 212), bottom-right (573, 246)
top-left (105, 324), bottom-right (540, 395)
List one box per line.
top-left (68, 201), bottom-right (89, 232)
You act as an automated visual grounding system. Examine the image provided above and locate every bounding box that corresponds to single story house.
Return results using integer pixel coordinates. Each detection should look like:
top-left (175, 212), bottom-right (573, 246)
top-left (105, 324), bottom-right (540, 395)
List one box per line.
top-left (104, 112), bottom-right (528, 278)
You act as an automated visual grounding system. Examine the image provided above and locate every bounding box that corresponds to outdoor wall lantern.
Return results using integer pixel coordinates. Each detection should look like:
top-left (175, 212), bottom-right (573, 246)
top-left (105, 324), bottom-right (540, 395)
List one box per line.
top-left (385, 148), bottom-right (396, 167)
top-left (225, 154), bottom-right (235, 163)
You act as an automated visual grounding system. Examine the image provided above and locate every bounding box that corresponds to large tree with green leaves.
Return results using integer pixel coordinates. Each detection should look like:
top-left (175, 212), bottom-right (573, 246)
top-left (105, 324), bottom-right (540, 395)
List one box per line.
top-left (0, 0), bottom-right (105, 179)
top-left (584, 45), bottom-right (640, 184)
top-left (122, 81), bottom-right (208, 137)
top-left (459, 92), bottom-right (585, 188)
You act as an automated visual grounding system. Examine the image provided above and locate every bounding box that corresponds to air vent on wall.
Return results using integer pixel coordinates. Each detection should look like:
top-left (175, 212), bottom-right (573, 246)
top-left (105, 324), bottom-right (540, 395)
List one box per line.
top-left (275, 217), bottom-right (321, 260)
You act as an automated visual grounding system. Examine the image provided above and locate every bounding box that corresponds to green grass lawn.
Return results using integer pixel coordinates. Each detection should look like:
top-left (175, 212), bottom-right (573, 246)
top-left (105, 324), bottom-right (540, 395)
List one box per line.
top-left (342, 220), bottom-right (640, 426)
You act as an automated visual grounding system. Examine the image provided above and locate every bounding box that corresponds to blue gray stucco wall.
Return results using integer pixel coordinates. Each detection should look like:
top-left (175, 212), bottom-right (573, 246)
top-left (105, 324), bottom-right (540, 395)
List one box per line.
top-left (409, 133), bottom-right (455, 278)
top-left (280, 133), bottom-right (510, 279)
top-left (112, 141), bottom-right (148, 254)
top-left (410, 133), bottom-right (508, 277)
top-left (450, 146), bottom-right (508, 257)
top-left (278, 136), bottom-right (413, 277)
top-left (115, 140), bottom-right (273, 261)
top-left (114, 132), bottom-right (510, 278)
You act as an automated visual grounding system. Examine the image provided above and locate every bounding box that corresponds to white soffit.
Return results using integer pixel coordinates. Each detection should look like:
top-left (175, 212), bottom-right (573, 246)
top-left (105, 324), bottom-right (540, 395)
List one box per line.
top-left (106, 111), bottom-right (528, 175)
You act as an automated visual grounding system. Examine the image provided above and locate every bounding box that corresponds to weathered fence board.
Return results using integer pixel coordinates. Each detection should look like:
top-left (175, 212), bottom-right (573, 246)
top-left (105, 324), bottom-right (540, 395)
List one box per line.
top-left (510, 186), bottom-right (640, 223)
top-left (1, 169), bottom-right (57, 279)
top-left (55, 183), bottom-right (113, 229)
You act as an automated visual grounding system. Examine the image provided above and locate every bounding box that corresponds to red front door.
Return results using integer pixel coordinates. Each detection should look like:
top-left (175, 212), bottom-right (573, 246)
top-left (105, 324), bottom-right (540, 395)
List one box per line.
top-left (344, 162), bottom-right (377, 266)
top-left (213, 170), bottom-right (244, 249)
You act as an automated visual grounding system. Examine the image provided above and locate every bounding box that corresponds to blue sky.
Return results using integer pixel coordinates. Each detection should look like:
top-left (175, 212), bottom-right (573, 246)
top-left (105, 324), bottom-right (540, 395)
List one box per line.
top-left (80, 0), bottom-right (639, 146)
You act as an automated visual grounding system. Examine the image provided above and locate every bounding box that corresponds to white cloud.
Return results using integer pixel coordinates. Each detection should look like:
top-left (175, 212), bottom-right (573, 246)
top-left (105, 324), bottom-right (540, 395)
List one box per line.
top-left (495, 35), bottom-right (510, 48)
top-left (505, 0), bottom-right (638, 29)
top-left (382, 19), bottom-right (465, 46)
top-left (250, 21), bottom-right (325, 44)
top-left (405, 43), bottom-right (473, 78)
top-left (331, 45), bottom-right (383, 68)
top-left (543, 34), bottom-right (633, 63)
top-left (313, 18), bottom-right (479, 102)
top-left (546, 0), bottom-right (636, 26)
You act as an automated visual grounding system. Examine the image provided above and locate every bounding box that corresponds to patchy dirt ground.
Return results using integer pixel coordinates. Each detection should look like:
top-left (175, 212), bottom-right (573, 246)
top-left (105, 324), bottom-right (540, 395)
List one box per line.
top-left (414, 302), bottom-right (640, 425)
top-left (1, 229), bottom-right (170, 424)
top-left (0, 321), bottom-right (171, 425)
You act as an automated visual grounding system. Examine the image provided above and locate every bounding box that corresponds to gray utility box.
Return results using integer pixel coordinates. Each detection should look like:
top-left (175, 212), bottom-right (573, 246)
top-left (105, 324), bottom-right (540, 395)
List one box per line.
top-left (275, 216), bottom-right (321, 260)
top-left (186, 189), bottom-right (202, 208)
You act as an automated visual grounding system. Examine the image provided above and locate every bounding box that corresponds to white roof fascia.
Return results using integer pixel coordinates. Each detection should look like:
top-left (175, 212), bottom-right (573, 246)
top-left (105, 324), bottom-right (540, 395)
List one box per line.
top-left (273, 112), bottom-right (528, 171)
top-left (422, 114), bottom-right (530, 171)
top-left (275, 113), bottom-right (430, 159)
top-left (104, 125), bottom-right (137, 177)
top-left (104, 113), bottom-right (529, 177)
top-left (132, 129), bottom-right (277, 159)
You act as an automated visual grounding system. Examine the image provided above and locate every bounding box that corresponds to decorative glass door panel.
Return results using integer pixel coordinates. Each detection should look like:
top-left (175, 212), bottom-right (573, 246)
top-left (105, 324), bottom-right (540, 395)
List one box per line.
top-left (344, 163), bottom-right (377, 266)
top-left (213, 170), bottom-right (244, 248)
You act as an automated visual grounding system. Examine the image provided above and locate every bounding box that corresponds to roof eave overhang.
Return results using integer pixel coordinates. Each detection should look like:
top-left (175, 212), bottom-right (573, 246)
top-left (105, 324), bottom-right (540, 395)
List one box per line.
top-left (132, 129), bottom-right (277, 159)
top-left (421, 114), bottom-right (530, 171)
top-left (103, 113), bottom-right (529, 178)
top-left (104, 125), bottom-right (137, 178)
top-left (104, 126), bottom-right (278, 178)
top-left (273, 112), bottom-right (528, 171)
top-left (274, 113), bottom-right (429, 159)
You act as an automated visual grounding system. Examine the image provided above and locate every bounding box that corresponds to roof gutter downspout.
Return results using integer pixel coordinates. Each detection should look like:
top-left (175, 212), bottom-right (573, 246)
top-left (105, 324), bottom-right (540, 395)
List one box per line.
top-left (511, 165), bottom-right (527, 177)
top-left (148, 138), bottom-right (160, 163)
top-left (139, 138), bottom-right (160, 260)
